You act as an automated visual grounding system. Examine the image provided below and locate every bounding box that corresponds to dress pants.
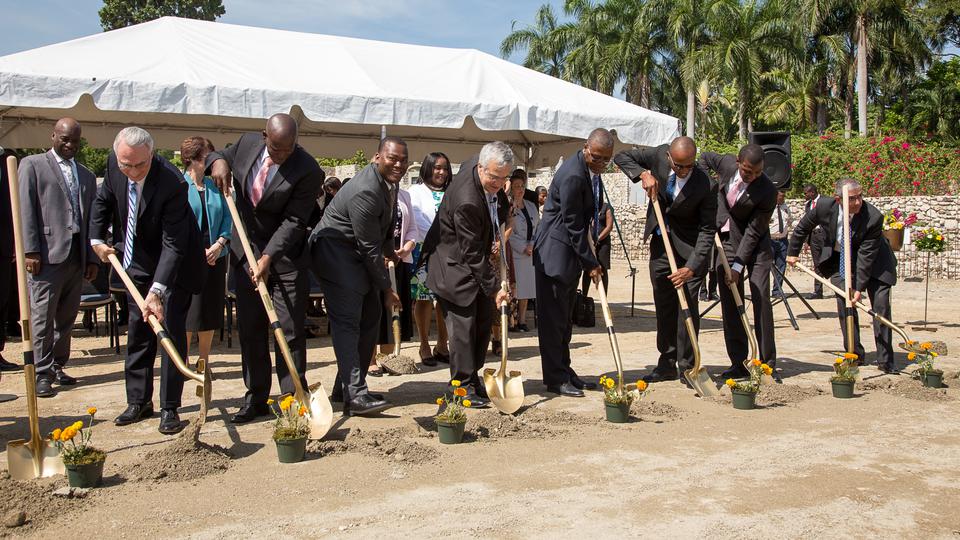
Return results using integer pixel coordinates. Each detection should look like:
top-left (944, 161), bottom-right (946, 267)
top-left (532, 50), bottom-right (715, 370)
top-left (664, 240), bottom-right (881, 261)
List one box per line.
top-left (28, 237), bottom-right (83, 381)
top-left (125, 283), bottom-right (189, 409)
top-left (438, 292), bottom-right (493, 393)
top-left (234, 260), bottom-right (308, 405)
top-left (319, 273), bottom-right (381, 402)
top-left (830, 273), bottom-right (894, 370)
top-left (648, 236), bottom-right (703, 374)
top-left (771, 238), bottom-right (788, 295)
top-left (535, 267), bottom-right (579, 386)
top-left (717, 237), bottom-right (777, 368)
top-left (808, 228), bottom-right (826, 296)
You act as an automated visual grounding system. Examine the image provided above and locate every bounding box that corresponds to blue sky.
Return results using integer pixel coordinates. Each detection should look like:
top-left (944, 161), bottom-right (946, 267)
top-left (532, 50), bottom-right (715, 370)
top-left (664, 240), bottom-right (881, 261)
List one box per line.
top-left (0, 0), bottom-right (566, 61)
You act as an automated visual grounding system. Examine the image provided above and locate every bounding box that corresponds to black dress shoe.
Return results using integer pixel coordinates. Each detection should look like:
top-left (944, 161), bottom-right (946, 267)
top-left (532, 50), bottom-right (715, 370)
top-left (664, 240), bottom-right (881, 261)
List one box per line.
top-left (805, 292), bottom-right (823, 300)
top-left (643, 370), bottom-right (679, 383)
top-left (570, 376), bottom-right (597, 391)
top-left (421, 355), bottom-right (437, 367)
top-left (879, 365), bottom-right (900, 375)
top-left (345, 394), bottom-right (391, 417)
top-left (53, 367), bottom-right (77, 386)
top-left (433, 350), bottom-right (450, 364)
top-left (463, 392), bottom-right (490, 408)
top-left (333, 392), bottom-right (384, 404)
top-left (720, 366), bottom-right (749, 380)
top-left (35, 377), bottom-right (57, 398)
top-left (230, 403), bottom-right (271, 424)
top-left (0, 356), bottom-right (20, 372)
top-left (115, 403), bottom-right (154, 425)
top-left (546, 382), bottom-right (584, 397)
top-left (158, 409), bottom-right (184, 434)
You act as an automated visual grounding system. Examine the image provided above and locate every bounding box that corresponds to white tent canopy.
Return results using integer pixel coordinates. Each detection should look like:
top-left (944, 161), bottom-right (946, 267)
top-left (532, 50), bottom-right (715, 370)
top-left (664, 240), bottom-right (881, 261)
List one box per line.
top-left (0, 17), bottom-right (679, 164)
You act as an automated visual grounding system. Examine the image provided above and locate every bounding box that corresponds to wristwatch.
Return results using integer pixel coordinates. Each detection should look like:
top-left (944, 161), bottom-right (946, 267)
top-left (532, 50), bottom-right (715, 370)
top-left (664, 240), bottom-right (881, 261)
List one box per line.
top-left (148, 286), bottom-right (164, 297)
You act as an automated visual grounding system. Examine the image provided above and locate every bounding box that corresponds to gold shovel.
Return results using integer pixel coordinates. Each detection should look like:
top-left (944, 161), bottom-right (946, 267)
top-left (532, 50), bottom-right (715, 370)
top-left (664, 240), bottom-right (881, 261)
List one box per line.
top-left (5, 156), bottom-right (64, 480)
top-left (792, 262), bottom-right (948, 356)
top-left (105, 254), bottom-right (211, 432)
top-left (483, 226), bottom-right (524, 414)
top-left (651, 197), bottom-right (717, 397)
top-left (378, 260), bottom-right (418, 375)
top-left (224, 194), bottom-right (332, 439)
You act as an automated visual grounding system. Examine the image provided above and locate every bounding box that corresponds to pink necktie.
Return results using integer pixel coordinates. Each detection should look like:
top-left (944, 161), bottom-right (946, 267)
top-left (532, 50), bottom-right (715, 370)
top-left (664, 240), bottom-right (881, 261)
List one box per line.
top-left (250, 156), bottom-right (274, 206)
top-left (721, 176), bottom-right (743, 232)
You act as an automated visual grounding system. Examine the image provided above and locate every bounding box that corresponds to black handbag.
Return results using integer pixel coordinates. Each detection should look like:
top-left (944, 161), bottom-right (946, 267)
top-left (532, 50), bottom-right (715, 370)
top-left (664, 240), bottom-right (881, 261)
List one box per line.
top-left (574, 290), bottom-right (596, 327)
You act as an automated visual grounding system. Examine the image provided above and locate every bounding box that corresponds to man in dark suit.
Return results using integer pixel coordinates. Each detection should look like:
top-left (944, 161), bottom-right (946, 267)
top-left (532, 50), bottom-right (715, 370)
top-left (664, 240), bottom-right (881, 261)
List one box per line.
top-left (787, 178), bottom-right (898, 372)
top-left (534, 129), bottom-right (611, 397)
top-left (801, 183), bottom-right (826, 299)
top-left (699, 144), bottom-right (778, 379)
top-left (422, 145), bottom-right (512, 406)
top-left (0, 147), bottom-right (21, 371)
top-left (18, 118), bottom-right (99, 397)
top-left (207, 114), bottom-right (325, 423)
top-left (310, 137), bottom-right (406, 416)
top-left (613, 137), bottom-right (718, 384)
top-left (90, 127), bottom-right (205, 433)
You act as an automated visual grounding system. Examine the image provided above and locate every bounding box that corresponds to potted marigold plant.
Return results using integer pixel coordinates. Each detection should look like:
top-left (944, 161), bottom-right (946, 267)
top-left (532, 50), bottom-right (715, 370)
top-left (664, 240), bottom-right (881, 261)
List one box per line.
top-left (910, 343), bottom-right (943, 388)
top-left (434, 380), bottom-right (471, 444)
top-left (51, 406), bottom-right (105, 488)
top-left (724, 359), bottom-right (771, 410)
top-left (882, 208), bottom-right (916, 251)
top-left (598, 374), bottom-right (648, 423)
top-left (270, 395), bottom-right (310, 463)
top-left (830, 353), bottom-right (859, 398)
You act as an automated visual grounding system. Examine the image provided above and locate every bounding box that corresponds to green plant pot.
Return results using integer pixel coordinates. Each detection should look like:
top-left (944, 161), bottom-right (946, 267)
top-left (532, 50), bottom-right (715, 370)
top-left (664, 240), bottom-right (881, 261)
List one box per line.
top-left (436, 420), bottom-right (466, 444)
top-left (831, 379), bottom-right (855, 398)
top-left (731, 389), bottom-right (757, 410)
top-left (275, 437), bottom-right (307, 463)
top-left (604, 401), bottom-right (631, 423)
top-left (65, 459), bottom-right (105, 488)
top-left (922, 371), bottom-right (944, 389)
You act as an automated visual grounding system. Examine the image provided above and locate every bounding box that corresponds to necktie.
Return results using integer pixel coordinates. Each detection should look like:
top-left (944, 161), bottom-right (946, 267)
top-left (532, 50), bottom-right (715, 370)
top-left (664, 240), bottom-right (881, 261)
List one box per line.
top-left (123, 181), bottom-right (138, 269)
top-left (666, 172), bottom-right (677, 203)
top-left (721, 176), bottom-right (743, 232)
top-left (592, 174), bottom-right (601, 239)
top-left (62, 160), bottom-right (80, 230)
top-left (838, 218), bottom-right (846, 278)
top-left (250, 156), bottom-right (274, 206)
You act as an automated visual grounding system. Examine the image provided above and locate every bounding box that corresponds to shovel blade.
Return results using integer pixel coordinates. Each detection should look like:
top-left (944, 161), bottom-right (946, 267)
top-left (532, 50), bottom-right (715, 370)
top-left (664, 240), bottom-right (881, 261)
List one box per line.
top-left (306, 384), bottom-right (334, 440)
top-left (684, 367), bottom-right (718, 398)
top-left (6, 439), bottom-right (63, 480)
top-left (483, 368), bottom-right (525, 414)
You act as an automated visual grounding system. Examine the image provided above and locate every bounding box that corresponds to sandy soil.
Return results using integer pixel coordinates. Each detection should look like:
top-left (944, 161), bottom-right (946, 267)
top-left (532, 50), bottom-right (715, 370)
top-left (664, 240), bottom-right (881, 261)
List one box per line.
top-left (1, 261), bottom-right (958, 538)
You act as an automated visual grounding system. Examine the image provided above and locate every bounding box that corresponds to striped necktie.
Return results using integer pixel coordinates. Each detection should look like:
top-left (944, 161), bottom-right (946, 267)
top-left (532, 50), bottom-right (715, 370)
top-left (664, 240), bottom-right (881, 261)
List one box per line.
top-left (123, 180), bottom-right (138, 269)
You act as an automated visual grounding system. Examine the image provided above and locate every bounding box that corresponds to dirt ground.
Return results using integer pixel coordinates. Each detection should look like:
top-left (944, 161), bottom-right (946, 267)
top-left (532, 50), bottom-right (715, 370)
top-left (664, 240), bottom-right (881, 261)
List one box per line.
top-left (1, 261), bottom-right (958, 538)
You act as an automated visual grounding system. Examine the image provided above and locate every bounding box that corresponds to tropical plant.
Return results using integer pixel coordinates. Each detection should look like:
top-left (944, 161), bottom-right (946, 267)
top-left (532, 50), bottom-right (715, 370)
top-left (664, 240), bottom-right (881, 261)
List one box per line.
top-left (500, 3), bottom-right (568, 78)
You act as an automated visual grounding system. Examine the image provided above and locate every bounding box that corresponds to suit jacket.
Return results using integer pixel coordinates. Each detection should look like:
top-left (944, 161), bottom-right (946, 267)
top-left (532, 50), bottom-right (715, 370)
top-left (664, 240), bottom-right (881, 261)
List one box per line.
top-left (788, 197), bottom-right (897, 288)
top-left (533, 150), bottom-right (601, 285)
top-left (422, 155), bottom-right (507, 306)
top-left (18, 150), bottom-right (97, 268)
top-left (205, 133), bottom-right (324, 275)
top-left (90, 153), bottom-right (205, 293)
top-left (311, 162), bottom-right (394, 293)
top-left (699, 152), bottom-right (778, 267)
top-left (614, 145), bottom-right (717, 274)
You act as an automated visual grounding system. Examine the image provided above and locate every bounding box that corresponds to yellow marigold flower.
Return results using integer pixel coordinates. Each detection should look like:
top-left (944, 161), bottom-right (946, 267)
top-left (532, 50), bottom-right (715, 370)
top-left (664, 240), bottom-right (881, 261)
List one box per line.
top-left (843, 352), bottom-right (858, 360)
top-left (604, 378), bottom-right (614, 389)
top-left (921, 342), bottom-right (932, 351)
top-left (908, 352), bottom-right (917, 361)
top-left (931, 352), bottom-right (939, 358)
top-left (51, 428), bottom-right (62, 441)
top-left (266, 398), bottom-right (275, 405)
top-left (636, 380), bottom-right (648, 391)
top-left (61, 427), bottom-right (76, 441)
top-left (725, 378), bottom-right (736, 387)
top-left (87, 406), bottom-right (97, 416)
top-left (751, 358), bottom-right (761, 367)
top-left (451, 380), bottom-right (461, 387)
top-left (761, 364), bottom-right (773, 376)
top-left (454, 387), bottom-right (467, 397)
top-left (72, 420), bottom-right (84, 431)
top-left (435, 397), bottom-right (444, 405)
top-left (907, 339), bottom-right (917, 345)
top-left (835, 357), bottom-right (844, 365)
top-left (280, 400), bottom-right (291, 411)
top-left (462, 400), bottom-right (471, 408)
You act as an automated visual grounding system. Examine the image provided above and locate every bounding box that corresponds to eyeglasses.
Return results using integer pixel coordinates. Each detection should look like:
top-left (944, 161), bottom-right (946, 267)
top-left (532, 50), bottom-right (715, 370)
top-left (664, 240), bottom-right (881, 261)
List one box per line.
top-left (118, 159), bottom-right (150, 171)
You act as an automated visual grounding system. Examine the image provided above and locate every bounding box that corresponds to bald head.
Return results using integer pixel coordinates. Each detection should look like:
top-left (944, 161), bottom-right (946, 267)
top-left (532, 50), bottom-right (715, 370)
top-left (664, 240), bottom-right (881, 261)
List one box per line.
top-left (52, 117), bottom-right (82, 160)
top-left (669, 136), bottom-right (696, 159)
top-left (262, 113), bottom-right (298, 165)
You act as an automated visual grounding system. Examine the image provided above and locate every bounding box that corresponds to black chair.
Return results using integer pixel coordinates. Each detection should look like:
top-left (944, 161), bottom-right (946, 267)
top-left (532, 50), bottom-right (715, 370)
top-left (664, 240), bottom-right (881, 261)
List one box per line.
top-left (79, 265), bottom-right (120, 354)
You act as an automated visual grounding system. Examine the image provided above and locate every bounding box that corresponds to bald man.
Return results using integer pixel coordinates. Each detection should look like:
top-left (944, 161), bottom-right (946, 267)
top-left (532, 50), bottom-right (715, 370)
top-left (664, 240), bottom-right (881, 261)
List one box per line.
top-left (614, 137), bottom-right (717, 384)
top-left (207, 113), bottom-right (325, 423)
top-left (18, 118), bottom-right (99, 397)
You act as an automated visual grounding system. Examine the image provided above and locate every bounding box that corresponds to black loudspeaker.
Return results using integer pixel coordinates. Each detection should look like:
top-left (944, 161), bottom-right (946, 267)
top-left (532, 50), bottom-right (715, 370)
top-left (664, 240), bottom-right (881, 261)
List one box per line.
top-left (748, 131), bottom-right (792, 190)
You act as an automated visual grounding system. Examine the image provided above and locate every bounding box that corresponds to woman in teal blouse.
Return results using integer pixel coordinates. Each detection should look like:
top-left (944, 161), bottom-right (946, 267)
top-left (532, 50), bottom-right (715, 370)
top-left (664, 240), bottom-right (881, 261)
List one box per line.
top-left (181, 137), bottom-right (232, 370)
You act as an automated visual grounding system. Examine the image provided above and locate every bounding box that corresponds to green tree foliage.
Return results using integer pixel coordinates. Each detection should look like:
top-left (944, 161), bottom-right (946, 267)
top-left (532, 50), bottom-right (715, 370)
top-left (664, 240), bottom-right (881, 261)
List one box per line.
top-left (317, 150), bottom-right (369, 168)
top-left (99, 0), bottom-right (225, 31)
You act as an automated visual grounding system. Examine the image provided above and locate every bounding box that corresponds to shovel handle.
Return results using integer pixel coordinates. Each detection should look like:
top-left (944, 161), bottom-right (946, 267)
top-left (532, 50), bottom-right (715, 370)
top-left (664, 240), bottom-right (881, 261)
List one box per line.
top-left (841, 185), bottom-right (855, 354)
top-left (387, 260), bottom-right (402, 357)
top-left (497, 227), bottom-right (510, 376)
top-left (715, 234), bottom-right (758, 366)
top-left (588, 233), bottom-right (624, 393)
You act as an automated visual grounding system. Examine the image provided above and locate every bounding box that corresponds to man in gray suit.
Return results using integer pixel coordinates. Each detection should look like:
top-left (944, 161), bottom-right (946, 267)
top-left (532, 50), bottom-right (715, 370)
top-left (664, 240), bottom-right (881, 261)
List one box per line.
top-left (309, 136), bottom-right (406, 416)
top-left (18, 118), bottom-right (98, 397)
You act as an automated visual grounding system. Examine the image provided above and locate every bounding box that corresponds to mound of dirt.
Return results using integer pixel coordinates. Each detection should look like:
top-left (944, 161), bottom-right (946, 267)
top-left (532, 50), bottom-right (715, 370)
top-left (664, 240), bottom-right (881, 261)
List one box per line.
top-left (629, 400), bottom-right (686, 420)
top-left (0, 472), bottom-right (80, 535)
top-left (859, 377), bottom-right (954, 402)
top-left (756, 384), bottom-right (825, 406)
top-left (377, 353), bottom-right (420, 375)
top-left (121, 429), bottom-right (232, 483)
top-left (309, 426), bottom-right (438, 465)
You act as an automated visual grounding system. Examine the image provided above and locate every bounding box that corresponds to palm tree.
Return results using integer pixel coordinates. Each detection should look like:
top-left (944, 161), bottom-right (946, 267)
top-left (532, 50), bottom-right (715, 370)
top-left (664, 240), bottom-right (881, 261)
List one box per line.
top-left (557, 0), bottom-right (620, 94)
top-left (602, 0), bottom-right (671, 108)
top-left (759, 61), bottom-right (838, 130)
top-left (500, 4), bottom-right (568, 78)
top-left (686, 0), bottom-right (800, 139)
top-left (668, 0), bottom-right (714, 137)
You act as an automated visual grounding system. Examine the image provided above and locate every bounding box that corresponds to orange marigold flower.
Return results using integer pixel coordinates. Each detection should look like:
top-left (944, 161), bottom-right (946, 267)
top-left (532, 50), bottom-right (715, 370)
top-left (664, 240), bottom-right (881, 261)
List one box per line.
top-left (843, 352), bottom-right (858, 360)
top-left (87, 406), bottom-right (97, 416)
top-left (751, 358), bottom-right (761, 367)
top-left (454, 387), bottom-right (467, 397)
top-left (908, 352), bottom-right (917, 361)
top-left (921, 342), bottom-right (932, 351)
top-left (636, 380), bottom-right (648, 392)
top-left (725, 378), bottom-right (736, 387)
top-left (435, 397), bottom-right (444, 405)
